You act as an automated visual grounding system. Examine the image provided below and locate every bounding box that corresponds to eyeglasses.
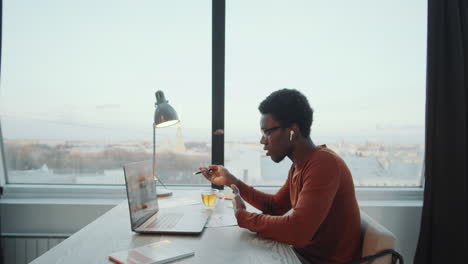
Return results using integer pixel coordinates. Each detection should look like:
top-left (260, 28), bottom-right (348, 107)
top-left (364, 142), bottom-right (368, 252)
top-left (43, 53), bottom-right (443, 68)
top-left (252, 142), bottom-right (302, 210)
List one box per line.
top-left (261, 126), bottom-right (282, 138)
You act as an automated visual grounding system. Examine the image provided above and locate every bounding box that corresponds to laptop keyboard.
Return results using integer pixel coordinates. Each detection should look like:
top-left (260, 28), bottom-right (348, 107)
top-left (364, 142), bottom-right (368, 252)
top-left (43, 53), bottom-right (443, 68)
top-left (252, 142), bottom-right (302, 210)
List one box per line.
top-left (147, 213), bottom-right (184, 229)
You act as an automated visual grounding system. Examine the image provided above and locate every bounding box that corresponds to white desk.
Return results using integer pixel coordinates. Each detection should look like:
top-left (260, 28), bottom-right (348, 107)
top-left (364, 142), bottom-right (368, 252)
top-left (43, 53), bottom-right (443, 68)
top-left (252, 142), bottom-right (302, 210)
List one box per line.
top-left (30, 190), bottom-right (301, 264)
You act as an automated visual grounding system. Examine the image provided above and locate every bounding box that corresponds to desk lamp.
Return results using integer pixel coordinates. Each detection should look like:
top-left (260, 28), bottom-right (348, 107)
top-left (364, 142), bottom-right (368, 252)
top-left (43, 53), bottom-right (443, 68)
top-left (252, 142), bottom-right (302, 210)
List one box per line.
top-left (153, 90), bottom-right (180, 197)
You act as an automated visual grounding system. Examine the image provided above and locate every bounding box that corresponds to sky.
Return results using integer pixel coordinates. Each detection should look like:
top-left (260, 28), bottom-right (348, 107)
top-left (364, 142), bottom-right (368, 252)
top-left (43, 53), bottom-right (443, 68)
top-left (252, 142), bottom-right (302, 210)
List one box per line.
top-left (0, 0), bottom-right (427, 144)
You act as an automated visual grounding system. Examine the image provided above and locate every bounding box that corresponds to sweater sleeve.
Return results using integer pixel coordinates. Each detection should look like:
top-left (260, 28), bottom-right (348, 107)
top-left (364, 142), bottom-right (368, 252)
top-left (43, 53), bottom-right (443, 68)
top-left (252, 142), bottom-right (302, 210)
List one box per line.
top-left (235, 172), bottom-right (292, 216)
top-left (235, 155), bottom-right (341, 247)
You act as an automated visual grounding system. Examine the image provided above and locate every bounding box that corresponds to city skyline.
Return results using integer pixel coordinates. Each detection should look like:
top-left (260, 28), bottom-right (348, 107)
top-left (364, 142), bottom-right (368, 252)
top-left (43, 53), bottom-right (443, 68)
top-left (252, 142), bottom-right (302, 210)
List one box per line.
top-left (4, 137), bottom-right (423, 187)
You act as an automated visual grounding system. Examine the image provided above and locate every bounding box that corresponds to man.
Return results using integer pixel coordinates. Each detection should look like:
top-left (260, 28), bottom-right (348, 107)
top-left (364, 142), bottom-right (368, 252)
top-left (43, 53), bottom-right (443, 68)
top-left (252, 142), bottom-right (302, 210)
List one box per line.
top-left (200, 89), bottom-right (361, 264)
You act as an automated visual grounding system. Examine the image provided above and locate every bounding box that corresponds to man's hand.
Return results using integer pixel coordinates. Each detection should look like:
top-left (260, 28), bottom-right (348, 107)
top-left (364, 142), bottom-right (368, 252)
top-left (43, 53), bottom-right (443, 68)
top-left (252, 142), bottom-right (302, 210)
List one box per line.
top-left (231, 184), bottom-right (246, 214)
top-left (199, 165), bottom-right (237, 186)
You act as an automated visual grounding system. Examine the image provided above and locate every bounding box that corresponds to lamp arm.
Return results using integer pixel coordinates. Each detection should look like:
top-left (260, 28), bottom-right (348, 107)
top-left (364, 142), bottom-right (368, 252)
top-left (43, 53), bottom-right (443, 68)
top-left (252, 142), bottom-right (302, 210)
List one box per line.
top-left (153, 125), bottom-right (168, 189)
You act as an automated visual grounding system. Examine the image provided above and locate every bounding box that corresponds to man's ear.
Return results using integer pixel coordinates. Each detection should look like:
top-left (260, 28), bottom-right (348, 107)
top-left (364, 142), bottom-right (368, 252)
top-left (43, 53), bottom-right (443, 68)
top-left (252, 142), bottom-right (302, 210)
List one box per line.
top-left (290, 124), bottom-right (300, 137)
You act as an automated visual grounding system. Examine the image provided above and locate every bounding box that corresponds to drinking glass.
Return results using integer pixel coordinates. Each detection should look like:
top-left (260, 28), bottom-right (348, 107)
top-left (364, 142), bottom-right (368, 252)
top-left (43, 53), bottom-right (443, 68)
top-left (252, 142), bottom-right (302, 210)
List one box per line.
top-left (200, 189), bottom-right (224, 209)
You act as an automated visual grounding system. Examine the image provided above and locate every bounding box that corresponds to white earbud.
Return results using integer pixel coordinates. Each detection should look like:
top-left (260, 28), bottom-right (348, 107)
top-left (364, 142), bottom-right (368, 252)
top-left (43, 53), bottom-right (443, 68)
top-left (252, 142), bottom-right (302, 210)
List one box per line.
top-left (290, 131), bottom-right (294, 141)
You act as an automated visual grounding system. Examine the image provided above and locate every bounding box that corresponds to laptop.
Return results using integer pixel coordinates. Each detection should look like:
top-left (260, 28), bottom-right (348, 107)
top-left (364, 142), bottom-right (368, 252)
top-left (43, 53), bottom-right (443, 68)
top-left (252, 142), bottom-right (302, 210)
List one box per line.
top-left (123, 160), bottom-right (209, 234)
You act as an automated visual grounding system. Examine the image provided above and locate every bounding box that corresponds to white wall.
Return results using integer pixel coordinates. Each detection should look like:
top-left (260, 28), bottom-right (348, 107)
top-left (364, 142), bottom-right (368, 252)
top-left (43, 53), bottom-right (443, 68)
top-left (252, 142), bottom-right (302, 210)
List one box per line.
top-left (1, 202), bottom-right (116, 234)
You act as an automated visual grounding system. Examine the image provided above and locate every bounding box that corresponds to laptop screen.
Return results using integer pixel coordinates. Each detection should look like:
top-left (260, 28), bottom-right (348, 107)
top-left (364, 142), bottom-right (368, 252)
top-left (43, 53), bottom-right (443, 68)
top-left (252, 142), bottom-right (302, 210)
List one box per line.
top-left (123, 160), bottom-right (159, 230)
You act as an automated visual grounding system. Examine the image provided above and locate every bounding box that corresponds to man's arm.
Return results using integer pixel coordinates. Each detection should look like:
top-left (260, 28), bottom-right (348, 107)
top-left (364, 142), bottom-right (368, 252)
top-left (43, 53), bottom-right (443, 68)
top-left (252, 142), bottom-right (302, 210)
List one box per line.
top-left (235, 178), bottom-right (292, 216)
top-left (235, 159), bottom-right (340, 247)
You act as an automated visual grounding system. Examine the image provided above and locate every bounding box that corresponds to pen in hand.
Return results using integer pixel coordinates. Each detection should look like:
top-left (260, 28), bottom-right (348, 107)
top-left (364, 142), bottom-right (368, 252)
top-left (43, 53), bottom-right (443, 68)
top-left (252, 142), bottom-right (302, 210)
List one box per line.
top-left (193, 169), bottom-right (213, 175)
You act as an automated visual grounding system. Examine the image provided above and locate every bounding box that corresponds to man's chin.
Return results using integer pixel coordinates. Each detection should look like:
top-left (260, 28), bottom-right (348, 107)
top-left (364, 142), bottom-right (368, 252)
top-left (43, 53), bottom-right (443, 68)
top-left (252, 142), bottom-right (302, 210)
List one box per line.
top-left (271, 155), bottom-right (286, 163)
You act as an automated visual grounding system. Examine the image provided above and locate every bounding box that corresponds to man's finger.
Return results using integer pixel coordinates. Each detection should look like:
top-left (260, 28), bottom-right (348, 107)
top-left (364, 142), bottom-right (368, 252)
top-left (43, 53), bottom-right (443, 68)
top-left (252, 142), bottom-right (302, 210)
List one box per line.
top-left (230, 184), bottom-right (239, 195)
top-left (200, 170), bottom-right (210, 179)
top-left (204, 174), bottom-right (211, 181)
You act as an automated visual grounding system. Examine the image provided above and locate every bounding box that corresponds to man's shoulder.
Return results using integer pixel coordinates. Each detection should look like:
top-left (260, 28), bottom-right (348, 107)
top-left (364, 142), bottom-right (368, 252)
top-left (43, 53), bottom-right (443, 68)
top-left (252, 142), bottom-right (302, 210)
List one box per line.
top-left (301, 145), bottom-right (348, 174)
top-left (310, 145), bottom-right (342, 162)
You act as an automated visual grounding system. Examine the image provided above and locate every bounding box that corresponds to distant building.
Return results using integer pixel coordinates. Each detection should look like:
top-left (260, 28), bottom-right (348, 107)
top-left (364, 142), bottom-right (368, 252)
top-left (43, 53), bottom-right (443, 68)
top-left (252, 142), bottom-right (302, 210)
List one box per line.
top-left (175, 127), bottom-right (186, 152)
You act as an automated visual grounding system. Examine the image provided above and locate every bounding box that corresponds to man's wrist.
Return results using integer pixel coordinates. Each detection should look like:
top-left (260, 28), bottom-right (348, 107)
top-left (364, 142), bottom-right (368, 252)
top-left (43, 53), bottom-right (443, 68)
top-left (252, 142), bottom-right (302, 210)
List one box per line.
top-left (227, 175), bottom-right (240, 187)
top-left (234, 207), bottom-right (245, 217)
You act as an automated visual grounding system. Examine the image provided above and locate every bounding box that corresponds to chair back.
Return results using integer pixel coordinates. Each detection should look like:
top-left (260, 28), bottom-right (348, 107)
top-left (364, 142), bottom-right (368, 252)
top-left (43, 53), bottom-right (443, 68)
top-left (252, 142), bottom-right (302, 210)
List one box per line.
top-left (360, 211), bottom-right (396, 264)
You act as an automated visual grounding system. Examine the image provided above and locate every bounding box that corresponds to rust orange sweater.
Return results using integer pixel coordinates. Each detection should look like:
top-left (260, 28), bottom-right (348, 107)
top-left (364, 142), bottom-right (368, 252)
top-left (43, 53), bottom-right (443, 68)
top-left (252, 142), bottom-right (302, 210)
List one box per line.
top-left (235, 145), bottom-right (361, 264)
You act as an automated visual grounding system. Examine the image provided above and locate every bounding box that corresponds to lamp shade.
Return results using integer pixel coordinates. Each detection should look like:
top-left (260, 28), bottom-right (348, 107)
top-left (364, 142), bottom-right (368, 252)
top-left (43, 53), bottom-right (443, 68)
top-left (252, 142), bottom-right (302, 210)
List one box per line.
top-left (154, 90), bottom-right (180, 128)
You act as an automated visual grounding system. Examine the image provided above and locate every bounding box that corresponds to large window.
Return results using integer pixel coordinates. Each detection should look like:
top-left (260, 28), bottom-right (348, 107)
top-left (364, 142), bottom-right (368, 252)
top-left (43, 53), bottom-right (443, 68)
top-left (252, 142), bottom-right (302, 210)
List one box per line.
top-left (0, 0), bottom-right (212, 184)
top-left (225, 0), bottom-right (426, 186)
top-left (1, 0), bottom-right (426, 187)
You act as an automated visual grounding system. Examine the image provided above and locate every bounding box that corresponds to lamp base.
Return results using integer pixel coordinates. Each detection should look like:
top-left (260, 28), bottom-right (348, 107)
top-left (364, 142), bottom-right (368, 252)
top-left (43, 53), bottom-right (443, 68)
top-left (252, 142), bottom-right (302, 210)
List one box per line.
top-left (157, 189), bottom-right (173, 198)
